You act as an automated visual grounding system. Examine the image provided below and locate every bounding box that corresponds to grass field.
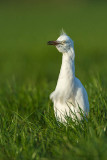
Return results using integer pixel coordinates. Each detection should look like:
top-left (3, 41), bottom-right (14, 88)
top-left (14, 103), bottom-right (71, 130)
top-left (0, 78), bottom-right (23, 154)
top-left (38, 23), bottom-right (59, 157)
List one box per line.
top-left (0, 1), bottom-right (107, 160)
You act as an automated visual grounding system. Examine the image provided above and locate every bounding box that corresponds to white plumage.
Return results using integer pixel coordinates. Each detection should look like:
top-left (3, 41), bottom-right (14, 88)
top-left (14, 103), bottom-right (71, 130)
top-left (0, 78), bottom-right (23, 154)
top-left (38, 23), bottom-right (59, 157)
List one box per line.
top-left (48, 32), bottom-right (89, 122)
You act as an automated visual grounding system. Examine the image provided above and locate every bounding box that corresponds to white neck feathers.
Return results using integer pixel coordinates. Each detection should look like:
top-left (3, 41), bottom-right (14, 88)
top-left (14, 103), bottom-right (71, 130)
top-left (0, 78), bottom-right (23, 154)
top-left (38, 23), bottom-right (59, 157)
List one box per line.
top-left (50, 47), bottom-right (75, 102)
top-left (59, 47), bottom-right (75, 79)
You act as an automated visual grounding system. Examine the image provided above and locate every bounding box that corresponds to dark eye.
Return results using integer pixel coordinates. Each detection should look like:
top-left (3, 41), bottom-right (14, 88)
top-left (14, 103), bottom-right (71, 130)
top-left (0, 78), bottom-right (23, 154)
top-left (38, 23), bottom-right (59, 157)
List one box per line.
top-left (61, 40), bottom-right (66, 44)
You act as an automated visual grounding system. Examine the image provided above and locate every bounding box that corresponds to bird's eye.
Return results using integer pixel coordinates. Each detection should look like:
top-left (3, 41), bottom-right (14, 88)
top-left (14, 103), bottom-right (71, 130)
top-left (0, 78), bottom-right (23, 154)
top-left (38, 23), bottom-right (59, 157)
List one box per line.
top-left (61, 40), bottom-right (66, 44)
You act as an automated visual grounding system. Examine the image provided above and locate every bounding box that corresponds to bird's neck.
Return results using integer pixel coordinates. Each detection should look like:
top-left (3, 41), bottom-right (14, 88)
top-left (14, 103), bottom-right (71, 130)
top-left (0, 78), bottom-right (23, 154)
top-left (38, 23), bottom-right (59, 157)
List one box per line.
top-left (59, 47), bottom-right (75, 79)
top-left (53, 47), bottom-right (75, 101)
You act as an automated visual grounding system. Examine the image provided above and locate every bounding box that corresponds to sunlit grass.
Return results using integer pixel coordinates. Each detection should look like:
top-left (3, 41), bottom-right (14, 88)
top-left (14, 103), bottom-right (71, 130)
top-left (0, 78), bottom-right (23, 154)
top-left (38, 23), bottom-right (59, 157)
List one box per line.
top-left (0, 78), bottom-right (107, 160)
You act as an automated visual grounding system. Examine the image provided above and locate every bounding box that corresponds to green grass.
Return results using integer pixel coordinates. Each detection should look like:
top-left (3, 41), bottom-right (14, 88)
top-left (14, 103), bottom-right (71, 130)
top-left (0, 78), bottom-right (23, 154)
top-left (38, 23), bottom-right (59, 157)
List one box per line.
top-left (0, 1), bottom-right (107, 160)
top-left (0, 78), bottom-right (107, 160)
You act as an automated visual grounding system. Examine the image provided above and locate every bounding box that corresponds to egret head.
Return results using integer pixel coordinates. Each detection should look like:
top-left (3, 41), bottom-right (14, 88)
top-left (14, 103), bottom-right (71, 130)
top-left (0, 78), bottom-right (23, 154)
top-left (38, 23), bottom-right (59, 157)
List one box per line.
top-left (48, 32), bottom-right (74, 54)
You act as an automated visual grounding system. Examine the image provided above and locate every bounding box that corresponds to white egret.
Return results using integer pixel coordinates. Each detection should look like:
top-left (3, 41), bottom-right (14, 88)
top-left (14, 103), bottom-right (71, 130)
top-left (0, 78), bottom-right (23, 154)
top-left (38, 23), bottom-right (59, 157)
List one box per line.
top-left (48, 32), bottom-right (89, 122)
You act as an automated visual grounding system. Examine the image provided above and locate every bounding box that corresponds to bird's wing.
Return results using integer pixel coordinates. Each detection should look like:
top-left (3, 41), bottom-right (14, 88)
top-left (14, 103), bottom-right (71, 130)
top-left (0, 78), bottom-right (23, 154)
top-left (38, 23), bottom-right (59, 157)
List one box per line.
top-left (74, 78), bottom-right (89, 114)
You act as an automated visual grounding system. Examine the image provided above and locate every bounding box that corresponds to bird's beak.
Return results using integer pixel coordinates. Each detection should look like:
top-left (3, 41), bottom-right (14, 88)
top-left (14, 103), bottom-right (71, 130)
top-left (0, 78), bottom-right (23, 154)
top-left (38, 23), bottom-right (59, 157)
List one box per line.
top-left (47, 41), bottom-right (61, 46)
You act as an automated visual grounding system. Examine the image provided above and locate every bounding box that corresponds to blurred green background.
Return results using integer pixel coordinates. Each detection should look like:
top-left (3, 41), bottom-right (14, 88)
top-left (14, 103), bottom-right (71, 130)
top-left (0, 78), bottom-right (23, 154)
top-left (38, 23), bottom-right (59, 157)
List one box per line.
top-left (0, 0), bottom-right (107, 85)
